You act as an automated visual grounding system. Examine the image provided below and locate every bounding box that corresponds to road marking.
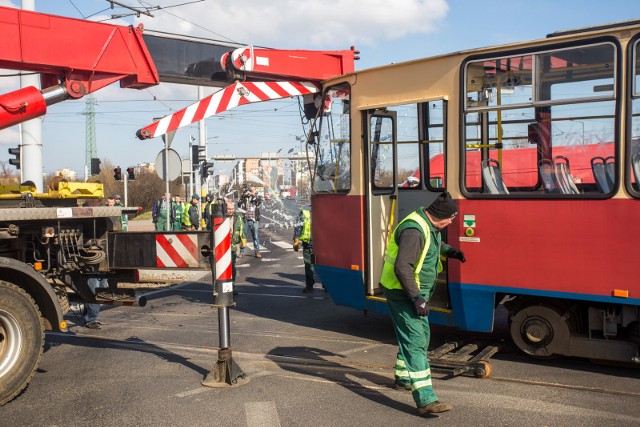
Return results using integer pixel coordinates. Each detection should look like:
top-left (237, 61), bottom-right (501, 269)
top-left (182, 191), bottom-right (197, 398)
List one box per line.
top-left (176, 387), bottom-right (210, 398)
top-left (245, 401), bottom-right (281, 427)
top-left (260, 258), bottom-right (281, 262)
top-left (271, 241), bottom-right (293, 249)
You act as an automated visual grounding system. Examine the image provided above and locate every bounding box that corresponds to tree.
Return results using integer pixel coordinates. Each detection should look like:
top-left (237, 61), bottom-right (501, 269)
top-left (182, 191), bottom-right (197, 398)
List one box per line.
top-left (0, 161), bottom-right (20, 185)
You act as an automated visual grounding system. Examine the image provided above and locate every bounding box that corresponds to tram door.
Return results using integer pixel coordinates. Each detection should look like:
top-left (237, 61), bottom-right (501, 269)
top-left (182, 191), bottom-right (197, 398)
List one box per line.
top-left (364, 109), bottom-right (397, 296)
top-left (364, 101), bottom-right (451, 309)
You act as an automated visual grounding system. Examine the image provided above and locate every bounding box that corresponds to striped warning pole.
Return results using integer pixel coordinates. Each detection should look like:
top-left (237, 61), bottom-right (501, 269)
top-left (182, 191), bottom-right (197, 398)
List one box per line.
top-left (203, 201), bottom-right (248, 387)
top-left (213, 216), bottom-right (232, 284)
top-left (136, 81), bottom-right (319, 140)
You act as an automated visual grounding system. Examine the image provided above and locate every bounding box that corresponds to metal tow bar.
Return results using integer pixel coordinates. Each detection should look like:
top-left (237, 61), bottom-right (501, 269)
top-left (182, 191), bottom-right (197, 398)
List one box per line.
top-left (428, 341), bottom-right (499, 378)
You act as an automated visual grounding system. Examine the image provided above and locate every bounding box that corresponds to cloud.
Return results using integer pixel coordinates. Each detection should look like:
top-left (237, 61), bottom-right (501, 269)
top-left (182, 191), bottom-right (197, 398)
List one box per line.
top-left (136, 0), bottom-right (448, 48)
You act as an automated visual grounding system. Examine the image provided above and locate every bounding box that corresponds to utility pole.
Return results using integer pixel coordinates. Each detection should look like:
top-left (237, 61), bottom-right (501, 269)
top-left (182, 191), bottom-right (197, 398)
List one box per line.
top-left (20, 0), bottom-right (43, 191)
top-left (84, 96), bottom-right (97, 181)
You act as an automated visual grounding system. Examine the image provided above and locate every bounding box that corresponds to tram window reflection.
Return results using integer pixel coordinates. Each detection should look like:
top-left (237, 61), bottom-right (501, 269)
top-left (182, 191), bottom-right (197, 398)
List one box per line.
top-left (463, 42), bottom-right (617, 197)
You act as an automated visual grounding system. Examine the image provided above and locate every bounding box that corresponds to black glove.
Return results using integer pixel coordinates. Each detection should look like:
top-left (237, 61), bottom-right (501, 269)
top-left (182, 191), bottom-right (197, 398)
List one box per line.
top-left (447, 247), bottom-right (466, 263)
top-left (413, 297), bottom-right (429, 317)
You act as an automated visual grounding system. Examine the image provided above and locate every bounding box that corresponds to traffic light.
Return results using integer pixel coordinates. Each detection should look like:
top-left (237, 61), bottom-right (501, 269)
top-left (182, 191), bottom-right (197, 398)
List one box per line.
top-left (90, 158), bottom-right (101, 175)
top-left (114, 166), bottom-right (122, 181)
top-left (126, 167), bottom-right (135, 180)
top-left (191, 145), bottom-right (206, 169)
top-left (8, 146), bottom-right (20, 169)
top-left (201, 161), bottom-right (214, 178)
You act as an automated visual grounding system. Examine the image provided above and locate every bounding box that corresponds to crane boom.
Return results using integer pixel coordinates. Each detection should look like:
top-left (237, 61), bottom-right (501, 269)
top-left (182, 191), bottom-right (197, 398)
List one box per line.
top-left (0, 6), bottom-right (357, 134)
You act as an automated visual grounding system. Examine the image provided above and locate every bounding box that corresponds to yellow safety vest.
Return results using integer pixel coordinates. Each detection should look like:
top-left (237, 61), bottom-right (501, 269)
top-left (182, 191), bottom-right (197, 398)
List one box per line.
top-left (380, 211), bottom-right (430, 291)
top-left (300, 209), bottom-right (311, 243)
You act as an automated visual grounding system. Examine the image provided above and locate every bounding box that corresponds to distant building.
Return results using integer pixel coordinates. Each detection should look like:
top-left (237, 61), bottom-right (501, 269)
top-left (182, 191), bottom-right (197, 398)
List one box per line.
top-left (215, 174), bottom-right (228, 187)
top-left (53, 168), bottom-right (78, 181)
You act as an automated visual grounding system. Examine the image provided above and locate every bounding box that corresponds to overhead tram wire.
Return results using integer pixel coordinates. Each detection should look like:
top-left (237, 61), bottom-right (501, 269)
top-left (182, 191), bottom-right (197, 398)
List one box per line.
top-left (68, 0), bottom-right (87, 18)
top-left (136, 0), bottom-right (238, 43)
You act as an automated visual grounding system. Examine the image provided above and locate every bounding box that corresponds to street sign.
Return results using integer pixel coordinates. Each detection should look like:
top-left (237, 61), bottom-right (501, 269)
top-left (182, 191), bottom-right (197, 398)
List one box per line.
top-left (155, 148), bottom-right (182, 181)
top-left (162, 130), bottom-right (176, 147)
top-left (182, 159), bottom-right (192, 176)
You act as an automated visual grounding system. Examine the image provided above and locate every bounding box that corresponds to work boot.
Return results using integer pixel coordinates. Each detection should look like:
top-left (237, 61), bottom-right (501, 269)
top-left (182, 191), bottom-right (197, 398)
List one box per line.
top-left (417, 401), bottom-right (453, 415)
top-left (302, 287), bottom-right (313, 293)
top-left (255, 251), bottom-right (262, 258)
top-left (85, 321), bottom-right (100, 330)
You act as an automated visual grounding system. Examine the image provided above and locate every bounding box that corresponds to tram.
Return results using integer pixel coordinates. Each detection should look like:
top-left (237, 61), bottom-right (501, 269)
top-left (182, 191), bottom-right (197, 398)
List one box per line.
top-left (309, 20), bottom-right (640, 363)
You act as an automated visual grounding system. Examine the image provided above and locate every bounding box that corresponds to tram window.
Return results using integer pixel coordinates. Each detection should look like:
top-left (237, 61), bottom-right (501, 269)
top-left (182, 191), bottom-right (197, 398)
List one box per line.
top-left (384, 104), bottom-right (420, 188)
top-left (466, 55), bottom-right (533, 110)
top-left (537, 44), bottom-right (615, 102)
top-left (370, 115), bottom-right (395, 192)
top-left (424, 100), bottom-right (446, 190)
top-left (629, 38), bottom-right (640, 195)
top-left (635, 40), bottom-right (640, 97)
top-left (314, 83), bottom-right (351, 194)
top-left (462, 42), bottom-right (618, 197)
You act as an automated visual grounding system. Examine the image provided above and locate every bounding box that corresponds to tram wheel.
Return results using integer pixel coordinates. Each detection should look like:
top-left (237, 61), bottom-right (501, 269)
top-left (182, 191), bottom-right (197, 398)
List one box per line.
top-left (473, 361), bottom-right (492, 378)
top-left (509, 304), bottom-right (572, 358)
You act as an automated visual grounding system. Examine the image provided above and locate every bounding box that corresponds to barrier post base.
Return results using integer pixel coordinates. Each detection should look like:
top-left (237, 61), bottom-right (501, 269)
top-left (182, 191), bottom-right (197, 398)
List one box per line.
top-left (202, 348), bottom-right (249, 388)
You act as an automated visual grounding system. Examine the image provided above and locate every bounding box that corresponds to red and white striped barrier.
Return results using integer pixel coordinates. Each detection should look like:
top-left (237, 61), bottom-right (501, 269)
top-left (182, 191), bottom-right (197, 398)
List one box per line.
top-left (137, 81), bottom-right (319, 140)
top-left (214, 217), bottom-right (232, 282)
top-left (155, 234), bottom-right (199, 268)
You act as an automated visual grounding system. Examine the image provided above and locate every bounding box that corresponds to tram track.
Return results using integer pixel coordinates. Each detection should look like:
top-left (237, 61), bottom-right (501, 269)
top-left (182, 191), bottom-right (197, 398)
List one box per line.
top-left (45, 331), bottom-right (640, 399)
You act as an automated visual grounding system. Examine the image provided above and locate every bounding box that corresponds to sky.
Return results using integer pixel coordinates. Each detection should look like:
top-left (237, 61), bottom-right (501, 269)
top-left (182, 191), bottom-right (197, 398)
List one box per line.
top-left (0, 0), bottom-right (639, 177)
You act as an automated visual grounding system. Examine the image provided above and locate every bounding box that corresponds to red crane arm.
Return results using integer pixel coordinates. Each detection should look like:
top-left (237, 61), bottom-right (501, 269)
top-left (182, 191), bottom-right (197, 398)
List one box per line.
top-left (0, 6), bottom-right (159, 130)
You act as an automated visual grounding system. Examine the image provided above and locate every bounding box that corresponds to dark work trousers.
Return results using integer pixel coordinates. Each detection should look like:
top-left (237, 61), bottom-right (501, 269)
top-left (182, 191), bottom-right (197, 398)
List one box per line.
top-left (302, 243), bottom-right (315, 289)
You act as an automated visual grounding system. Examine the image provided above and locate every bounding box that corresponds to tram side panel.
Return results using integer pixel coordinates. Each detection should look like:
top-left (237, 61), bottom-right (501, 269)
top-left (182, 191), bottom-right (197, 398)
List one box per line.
top-left (312, 194), bottom-right (390, 314)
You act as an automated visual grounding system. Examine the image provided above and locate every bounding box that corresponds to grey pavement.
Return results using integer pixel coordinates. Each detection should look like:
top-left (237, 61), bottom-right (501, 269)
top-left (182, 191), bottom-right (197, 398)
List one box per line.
top-left (2, 212), bottom-right (640, 426)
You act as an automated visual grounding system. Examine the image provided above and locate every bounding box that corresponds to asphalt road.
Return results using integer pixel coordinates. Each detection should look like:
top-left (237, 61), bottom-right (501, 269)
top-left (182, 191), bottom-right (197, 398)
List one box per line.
top-left (2, 202), bottom-right (640, 426)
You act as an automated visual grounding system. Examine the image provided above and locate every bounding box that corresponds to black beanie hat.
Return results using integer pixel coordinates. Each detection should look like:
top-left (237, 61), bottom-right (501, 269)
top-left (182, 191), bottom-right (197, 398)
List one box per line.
top-left (426, 191), bottom-right (457, 219)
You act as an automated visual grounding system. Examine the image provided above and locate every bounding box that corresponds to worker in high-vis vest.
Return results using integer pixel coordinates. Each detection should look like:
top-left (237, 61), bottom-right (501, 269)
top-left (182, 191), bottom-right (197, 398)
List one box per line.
top-left (172, 194), bottom-right (187, 231)
top-left (182, 194), bottom-right (200, 230)
top-left (379, 191), bottom-right (466, 416)
top-left (293, 207), bottom-right (315, 293)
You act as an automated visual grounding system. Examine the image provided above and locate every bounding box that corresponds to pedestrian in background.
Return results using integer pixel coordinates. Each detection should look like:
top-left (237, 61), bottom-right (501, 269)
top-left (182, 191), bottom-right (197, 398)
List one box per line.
top-left (83, 275), bottom-right (108, 329)
top-left (172, 194), bottom-right (186, 231)
top-left (202, 193), bottom-right (213, 230)
top-left (379, 191), bottom-right (466, 416)
top-left (293, 206), bottom-right (315, 293)
top-left (183, 194), bottom-right (200, 230)
top-left (239, 186), bottom-right (262, 258)
top-left (152, 192), bottom-right (172, 231)
top-left (114, 194), bottom-right (127, 231)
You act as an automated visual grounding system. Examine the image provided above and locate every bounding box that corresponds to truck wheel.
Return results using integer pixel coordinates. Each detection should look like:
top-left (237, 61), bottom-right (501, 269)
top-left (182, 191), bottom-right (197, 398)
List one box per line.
top-left (0, 281), bottom-right (44, 405)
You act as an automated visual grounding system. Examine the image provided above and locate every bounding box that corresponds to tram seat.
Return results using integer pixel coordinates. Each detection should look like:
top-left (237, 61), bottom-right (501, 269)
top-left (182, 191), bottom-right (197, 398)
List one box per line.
top-left (482, 159), bottom-right (509, 194)
top-left (539, 159), bottom-right (559, 193)
top-left (633, 153), bottom-right (640, 188)
top-left (604, 156), bottom-right (615, 189)
top-left (552, 156), bottom-right (579, 194)
top-left (591, 156), bottom-right (612, 193)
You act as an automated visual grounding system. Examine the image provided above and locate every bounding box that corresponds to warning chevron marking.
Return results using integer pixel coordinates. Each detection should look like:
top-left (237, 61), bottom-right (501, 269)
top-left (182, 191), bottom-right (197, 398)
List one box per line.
top-left (156, 234), bottom-right (199, 268)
